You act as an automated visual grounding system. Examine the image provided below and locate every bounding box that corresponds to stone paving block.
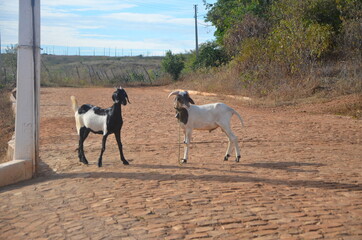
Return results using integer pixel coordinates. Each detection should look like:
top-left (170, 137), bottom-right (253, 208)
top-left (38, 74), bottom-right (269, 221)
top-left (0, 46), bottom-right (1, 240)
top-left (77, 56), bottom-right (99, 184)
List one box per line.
top-left (299, 231), bottom-right (324, 239)
top-left (194, 226), bottom-right (214, 233)
top-left (221, 223), bottom-right (242, 230)
top-left (184, 232), bottom-right (210, 239)
top-left (253, 235), bottom-right (279, 240)
top-left (68, 234), bottom-right (90, 240)
top-left (164, 234), bottom-right (186, 240)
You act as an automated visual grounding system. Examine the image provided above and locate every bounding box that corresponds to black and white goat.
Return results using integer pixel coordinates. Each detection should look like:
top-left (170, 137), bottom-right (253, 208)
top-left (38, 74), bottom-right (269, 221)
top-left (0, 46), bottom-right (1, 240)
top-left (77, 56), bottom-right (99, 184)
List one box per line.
top-left (168, 90), bottom-right (244, 164)
top-left (70, 87), bottom-right (130, 167)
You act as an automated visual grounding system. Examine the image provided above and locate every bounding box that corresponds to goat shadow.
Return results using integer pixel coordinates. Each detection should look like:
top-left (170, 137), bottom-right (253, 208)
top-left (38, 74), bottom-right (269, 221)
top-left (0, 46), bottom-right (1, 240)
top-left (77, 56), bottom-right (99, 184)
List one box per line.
top-left (1, 160), bottom-right (360, 193)
top-left (242, 161), bottom-right (325, 173)
top-left (55, 168), bottom-right (362, 192)
top-left (130, 163), bottom-right (253, 175)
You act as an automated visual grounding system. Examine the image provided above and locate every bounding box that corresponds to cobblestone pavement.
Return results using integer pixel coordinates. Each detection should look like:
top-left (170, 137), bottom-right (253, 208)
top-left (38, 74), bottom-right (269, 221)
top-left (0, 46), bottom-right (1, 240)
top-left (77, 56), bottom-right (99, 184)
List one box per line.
top-left (1, 87), bottom-right (361, 240)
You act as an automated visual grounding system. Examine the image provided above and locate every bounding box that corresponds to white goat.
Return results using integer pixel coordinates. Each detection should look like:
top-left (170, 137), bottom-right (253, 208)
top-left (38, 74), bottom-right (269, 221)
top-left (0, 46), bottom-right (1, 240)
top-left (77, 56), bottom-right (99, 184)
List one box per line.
top-left (168, 90), bottom-right (244, 163)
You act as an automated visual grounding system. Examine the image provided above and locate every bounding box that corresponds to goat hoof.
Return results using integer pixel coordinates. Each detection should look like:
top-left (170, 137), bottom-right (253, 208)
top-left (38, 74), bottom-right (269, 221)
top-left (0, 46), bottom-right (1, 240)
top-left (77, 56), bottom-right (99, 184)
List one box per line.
top-left (80, 158), bottom-right (88, 165)
top-left (224, 154), bottom-right (230, 161)
top-left (235, 156), bottom-right (241, 163)
top-left (122, 160), bottom-right (129, 165)
top-left (180, 159), bottom-right (187, 164)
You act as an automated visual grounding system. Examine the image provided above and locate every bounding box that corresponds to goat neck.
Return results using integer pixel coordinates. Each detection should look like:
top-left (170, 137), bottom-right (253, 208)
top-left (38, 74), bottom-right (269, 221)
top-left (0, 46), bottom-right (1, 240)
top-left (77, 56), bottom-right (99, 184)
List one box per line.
top-left (107, 101), bottom-right (123, 130)
top-left (175, 107), bottom-right (188, 125)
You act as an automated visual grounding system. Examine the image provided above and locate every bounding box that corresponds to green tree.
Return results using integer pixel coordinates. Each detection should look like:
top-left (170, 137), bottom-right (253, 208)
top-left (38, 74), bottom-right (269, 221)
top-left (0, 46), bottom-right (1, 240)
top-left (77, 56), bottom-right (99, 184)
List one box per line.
top-left (204, 0), bottom-right (272, 44)
top-left (223, 13), bottom-right (270, 57)
top-left (161, 51), bottom-right (185, 80)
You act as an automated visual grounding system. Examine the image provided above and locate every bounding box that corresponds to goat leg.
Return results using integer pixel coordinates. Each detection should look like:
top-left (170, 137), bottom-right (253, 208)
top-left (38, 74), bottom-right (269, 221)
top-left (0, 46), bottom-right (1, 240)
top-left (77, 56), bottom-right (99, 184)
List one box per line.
top-left (79, 127), bottom-right (90, 165)
top-left (98, 134), bottom-right (109, 167)
top-left (115, 132), bottom-right (129, 165)
top-left (181, 129), bottom-right (192, 164)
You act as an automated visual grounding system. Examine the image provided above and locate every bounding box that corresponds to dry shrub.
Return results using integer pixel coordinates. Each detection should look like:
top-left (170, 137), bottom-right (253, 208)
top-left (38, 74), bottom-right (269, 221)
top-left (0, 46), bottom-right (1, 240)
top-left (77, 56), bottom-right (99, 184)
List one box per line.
top-left (334, 100), bottom-right (362, 119)
top-left (316, 94), bottom-right (362, 119)
top-left (179, 66), bottom-right (244, 96)
top-left (0, 90), bottom-right (15, 163)
top-left (180, 54), bottom-right (361, 108)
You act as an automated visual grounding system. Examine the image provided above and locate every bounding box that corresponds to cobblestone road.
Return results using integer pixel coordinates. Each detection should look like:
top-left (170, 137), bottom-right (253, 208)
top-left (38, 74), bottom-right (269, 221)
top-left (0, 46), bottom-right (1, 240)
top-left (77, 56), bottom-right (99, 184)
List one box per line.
top-left (1, 87), bottom-right (361, 239)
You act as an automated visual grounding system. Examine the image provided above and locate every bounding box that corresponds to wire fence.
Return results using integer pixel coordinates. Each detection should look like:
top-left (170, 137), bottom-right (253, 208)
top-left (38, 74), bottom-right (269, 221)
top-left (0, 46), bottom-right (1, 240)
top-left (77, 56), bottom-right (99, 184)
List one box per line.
top-left (40, 46), bottom-right (169, 57)
top-left (0, 45), bottom-right (169, 57)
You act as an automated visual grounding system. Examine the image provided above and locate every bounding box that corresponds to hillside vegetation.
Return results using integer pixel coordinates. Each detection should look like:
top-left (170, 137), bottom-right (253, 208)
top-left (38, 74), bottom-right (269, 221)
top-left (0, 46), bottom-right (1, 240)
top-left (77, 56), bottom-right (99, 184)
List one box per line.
top-left (166, 0), bottom-right (361, 105)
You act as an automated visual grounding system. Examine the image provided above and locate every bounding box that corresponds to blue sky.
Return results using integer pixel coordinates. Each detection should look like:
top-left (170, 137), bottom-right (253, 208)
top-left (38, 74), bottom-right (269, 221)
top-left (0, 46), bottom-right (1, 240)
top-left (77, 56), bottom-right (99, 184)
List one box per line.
top-left (0, 0), bottom-right (217, 56)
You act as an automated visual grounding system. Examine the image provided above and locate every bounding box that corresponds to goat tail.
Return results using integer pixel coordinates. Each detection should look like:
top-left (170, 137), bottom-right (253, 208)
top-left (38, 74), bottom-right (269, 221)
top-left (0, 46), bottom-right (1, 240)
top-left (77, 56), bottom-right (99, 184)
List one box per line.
top-left (232, 109), bottom-right (245, 127)
top-left (70, 96), bottom-right (79, 113)
top-left (70, 96), bottom-right (81, 135)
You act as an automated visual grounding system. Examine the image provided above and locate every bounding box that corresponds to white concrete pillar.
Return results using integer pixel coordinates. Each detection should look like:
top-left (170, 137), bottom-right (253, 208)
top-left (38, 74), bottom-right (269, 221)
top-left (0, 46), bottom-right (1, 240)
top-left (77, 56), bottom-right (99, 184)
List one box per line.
top-left (14, 0), bottom-right (40, 176)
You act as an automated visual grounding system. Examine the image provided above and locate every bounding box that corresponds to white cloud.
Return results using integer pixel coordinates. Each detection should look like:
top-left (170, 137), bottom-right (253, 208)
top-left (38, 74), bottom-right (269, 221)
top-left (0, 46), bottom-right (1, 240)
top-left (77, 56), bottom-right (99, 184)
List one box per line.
top-left (43, 0), bottom-right (136, 11)
top-left (41, 25), bottom-right (188, 53)
top-left (103, 12), bottom-right (193, 25)
top-left (41, 7), bottom-right (78, 18)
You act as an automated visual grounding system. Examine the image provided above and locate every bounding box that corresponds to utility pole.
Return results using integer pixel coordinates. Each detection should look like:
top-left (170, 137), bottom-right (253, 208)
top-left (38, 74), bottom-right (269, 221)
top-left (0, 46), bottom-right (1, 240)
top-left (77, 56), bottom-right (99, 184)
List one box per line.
top-left (15, 0), bottom-right (40, 177)
top-left (194, 4), bottom-right (199, 56)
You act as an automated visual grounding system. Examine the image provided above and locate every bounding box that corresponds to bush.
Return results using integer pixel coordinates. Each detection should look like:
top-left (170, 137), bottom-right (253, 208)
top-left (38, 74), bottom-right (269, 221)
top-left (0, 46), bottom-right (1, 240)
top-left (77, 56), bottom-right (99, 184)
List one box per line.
top-left (192, 41), bottom-right (229, 69)
top-left (268, 19), bottom-right (333, 73)
top-left (161, 50), bottom-right (185, 80)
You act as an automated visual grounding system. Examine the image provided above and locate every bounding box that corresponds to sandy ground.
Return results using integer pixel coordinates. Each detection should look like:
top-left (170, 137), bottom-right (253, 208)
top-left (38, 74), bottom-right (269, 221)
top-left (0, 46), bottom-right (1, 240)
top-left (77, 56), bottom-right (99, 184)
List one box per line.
top-left (0, 86), bottom-right (361, 239)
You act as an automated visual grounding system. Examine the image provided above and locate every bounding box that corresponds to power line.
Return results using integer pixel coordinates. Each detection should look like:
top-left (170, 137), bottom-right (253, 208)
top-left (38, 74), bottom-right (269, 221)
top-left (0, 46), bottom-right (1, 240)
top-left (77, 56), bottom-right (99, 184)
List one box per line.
top-left (197, 21), bottom-right (212, 27)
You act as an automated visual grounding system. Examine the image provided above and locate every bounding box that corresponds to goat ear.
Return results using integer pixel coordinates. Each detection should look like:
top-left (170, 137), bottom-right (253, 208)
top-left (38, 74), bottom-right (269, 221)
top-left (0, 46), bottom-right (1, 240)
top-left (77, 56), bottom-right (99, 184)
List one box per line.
top-left (112, 92), bottom-right (119, 103)
top-left (188, 97), bottom-right (195, 104)
top-left (125, 92), bottom-right (131, 104)
top-left (184, 92), bottom-right (195, 104)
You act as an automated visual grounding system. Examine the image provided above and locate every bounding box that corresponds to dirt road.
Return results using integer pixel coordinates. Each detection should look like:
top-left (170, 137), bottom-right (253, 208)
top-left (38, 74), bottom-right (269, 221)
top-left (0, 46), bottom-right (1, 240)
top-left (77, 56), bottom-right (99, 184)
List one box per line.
top-left (1, 87), bottom-right (361, 239)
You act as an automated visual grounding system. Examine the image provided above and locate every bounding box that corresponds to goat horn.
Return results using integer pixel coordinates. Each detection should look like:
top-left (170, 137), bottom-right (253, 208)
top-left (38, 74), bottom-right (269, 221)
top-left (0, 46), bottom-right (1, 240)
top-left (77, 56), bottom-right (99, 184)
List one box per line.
top-left (168, 91), bottom-right (180, 98)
